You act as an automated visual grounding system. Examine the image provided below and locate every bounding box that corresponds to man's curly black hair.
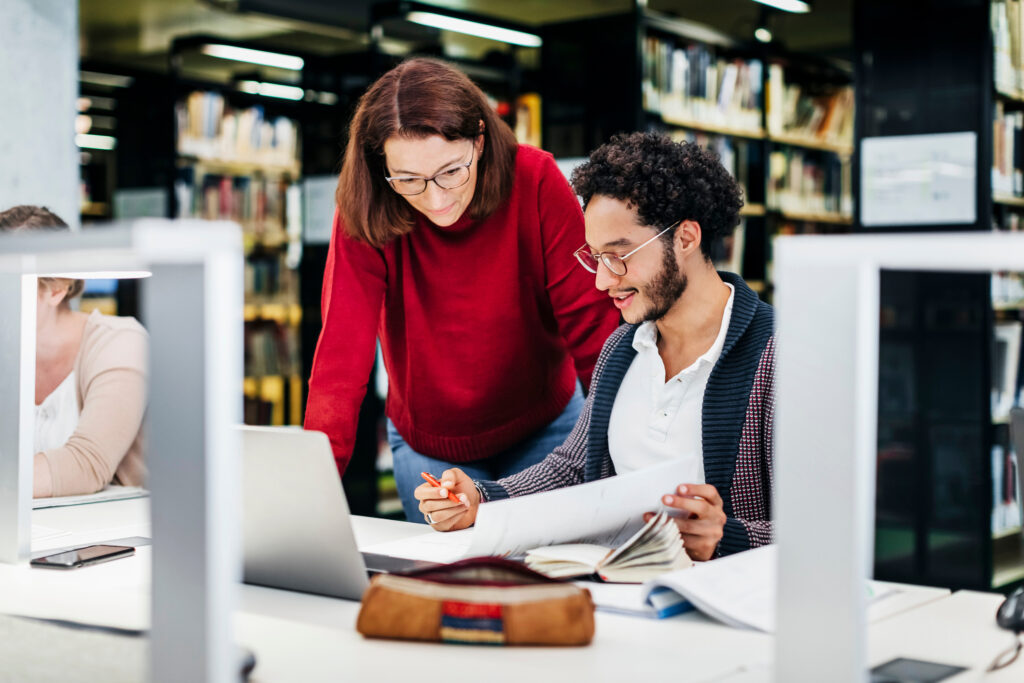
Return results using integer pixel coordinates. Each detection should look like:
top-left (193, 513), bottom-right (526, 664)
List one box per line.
top-left (570, 132), bottom-right (744, 261)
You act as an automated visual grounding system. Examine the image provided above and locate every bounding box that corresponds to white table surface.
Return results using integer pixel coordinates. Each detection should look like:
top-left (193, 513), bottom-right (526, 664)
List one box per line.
top-left (4, 498), bottom-right (1023, 682)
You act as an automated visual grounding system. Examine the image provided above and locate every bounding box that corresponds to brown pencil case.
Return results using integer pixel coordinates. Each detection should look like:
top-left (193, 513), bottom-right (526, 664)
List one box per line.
top-left (356, 557), bottom-right (595, 646)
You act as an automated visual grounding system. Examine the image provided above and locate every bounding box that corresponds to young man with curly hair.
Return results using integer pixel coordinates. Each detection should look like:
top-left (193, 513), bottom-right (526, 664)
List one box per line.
top-left (413, 132), bottom-right (776, 560)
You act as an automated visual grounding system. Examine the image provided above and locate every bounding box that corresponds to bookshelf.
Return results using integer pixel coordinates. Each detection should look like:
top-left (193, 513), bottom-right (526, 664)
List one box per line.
top-left (170, 74), bottom-right (305, 427)
top-left (540, 8), bottom-right (854, 294)
top-left (991, 0), bottom-right (1024, 589)
top-left (853, 0), bottom-right (1024, 592)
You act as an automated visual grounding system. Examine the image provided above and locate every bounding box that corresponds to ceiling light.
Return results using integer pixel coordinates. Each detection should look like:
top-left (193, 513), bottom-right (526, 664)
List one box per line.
top-left (755, 27), bottom-right (773, 43)
top-left (80, 71), bottom-right (134, 88)
top-left (405, 11), bottom-right (543, 48)
top-left (751, 0), bottom-right (811, 13)
top-left (237, 81), bottom-right (305, 101)
top-left (201, 44), bottom-right (304, 71)
top-left (76, 134), bottom-right (117, 150)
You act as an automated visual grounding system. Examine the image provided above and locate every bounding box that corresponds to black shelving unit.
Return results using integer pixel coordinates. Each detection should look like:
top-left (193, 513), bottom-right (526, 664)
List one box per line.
top-left (856, 0), bottom-right (1024, 591)
top-left (539, 7), bottom-right (854, 297)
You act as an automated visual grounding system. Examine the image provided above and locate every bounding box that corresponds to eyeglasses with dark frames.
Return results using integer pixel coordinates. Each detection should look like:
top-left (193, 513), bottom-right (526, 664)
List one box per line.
top-left (573, 221), bottom-right (681, 277)
top-left (385, 144), bottom-right (475, 196)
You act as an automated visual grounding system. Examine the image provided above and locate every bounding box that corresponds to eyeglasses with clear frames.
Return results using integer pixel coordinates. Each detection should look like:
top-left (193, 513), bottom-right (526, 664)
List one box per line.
top-left (384, 144), bottom-right (475, 196)
top-left (573, 221), bottom-right (681, 276)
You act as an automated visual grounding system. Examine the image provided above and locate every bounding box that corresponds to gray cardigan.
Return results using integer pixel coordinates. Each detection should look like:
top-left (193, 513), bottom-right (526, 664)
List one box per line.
top-left (477, 272), bottom-right (775, 556)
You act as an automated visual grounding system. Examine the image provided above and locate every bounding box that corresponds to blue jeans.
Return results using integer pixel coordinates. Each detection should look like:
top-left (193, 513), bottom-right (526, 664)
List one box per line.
top-left (389, 382), bottom-right (584, 523)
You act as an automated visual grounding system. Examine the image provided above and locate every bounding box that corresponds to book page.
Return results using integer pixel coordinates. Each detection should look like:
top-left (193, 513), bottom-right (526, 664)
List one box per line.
top-left (466, 459), bottom-right (696, 558)
top-left (525, 544), bottom-right (611, 567)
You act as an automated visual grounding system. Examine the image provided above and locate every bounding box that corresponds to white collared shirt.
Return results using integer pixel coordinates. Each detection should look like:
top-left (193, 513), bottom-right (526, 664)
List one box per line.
top-left (608, 283), bottom-right (735, 478)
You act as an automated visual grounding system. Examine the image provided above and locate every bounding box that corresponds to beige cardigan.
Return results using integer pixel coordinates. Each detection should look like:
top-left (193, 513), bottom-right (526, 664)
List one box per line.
top-left (34, 311), bottom-right (148, 497)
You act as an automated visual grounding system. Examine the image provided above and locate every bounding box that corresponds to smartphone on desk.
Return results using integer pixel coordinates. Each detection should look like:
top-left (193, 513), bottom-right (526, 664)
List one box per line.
top-left (30, 544), bottom-right (134, 569)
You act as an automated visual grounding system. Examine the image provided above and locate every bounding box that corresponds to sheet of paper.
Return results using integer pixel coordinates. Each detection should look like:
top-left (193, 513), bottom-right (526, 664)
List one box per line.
top-left (360, 529), bottom-right (472, 564)
top-left (33, 486), bottom-right (149, 510)
top-left (466, 459), bottom-right (696, 558)
top-left (642, 545), bottom-right (908, 632)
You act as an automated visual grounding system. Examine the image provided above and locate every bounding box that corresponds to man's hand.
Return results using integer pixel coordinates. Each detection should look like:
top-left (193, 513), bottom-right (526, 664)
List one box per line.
top-left (413, 468), bottom-right (480, 531)
top-left (645, 483), bottom-right (726, 561)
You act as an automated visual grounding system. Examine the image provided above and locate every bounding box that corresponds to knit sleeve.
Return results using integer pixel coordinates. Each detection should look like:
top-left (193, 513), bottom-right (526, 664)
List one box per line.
top-left (535, 151), bottom-right (620, 391)
top-left (476, 325), bottom-right (629, 501)
top-left (304, 209), bottom-right (387, 475)
top-left (38, 318), bottom-right (148, 497)
top-left (718, 335), bottom-right (776, 555)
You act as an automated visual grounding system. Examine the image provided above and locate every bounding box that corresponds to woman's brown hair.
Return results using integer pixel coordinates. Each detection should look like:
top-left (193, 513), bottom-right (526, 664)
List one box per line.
top-left (336, 57), bottom-right (519, 246)
top-left (0, 205), bottom-right (84, 305)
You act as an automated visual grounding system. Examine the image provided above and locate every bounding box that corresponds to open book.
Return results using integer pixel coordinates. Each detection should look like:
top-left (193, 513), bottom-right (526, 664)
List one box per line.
top-left (524, 512), bottom-right (693, 582)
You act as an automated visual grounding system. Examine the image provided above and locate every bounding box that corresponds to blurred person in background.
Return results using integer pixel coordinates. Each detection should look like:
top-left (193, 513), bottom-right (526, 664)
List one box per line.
top-left (0, 205), bottom-right (147, 497)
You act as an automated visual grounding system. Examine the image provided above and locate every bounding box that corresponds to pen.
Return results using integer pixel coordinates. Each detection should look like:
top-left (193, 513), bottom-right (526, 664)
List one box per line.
top-left (421, 472), bottom-right (463, 505)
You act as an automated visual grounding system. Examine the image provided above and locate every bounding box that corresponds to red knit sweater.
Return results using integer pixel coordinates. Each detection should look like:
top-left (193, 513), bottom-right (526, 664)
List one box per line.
top-left (305, 144), bottom-right (620, 475)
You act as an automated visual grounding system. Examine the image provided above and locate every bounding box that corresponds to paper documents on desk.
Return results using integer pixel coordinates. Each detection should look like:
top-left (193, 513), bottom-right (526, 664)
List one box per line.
top-left (361, 459), bottom-right (695, 563)
top-left (32, 485), bottom-right (149, 510)
top-left (635, 545), bottom-right (899, 632)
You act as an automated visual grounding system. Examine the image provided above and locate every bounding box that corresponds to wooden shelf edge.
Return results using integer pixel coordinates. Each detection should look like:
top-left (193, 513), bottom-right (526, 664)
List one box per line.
top-left (652, 111), bottom-right (765, 140)
top-left (994, 194), bottom-right (1024, 208)
top-left (993, 564), bottom-right (1024, 589)
top-left (772, 209), bottom-right (854, 225)
top-left (177, 155), bottom-right (301, 176)
top-left (994, 301), bottom-right (1024, 311)
top-left (767, 132), bottom-right (854, 155)
top-left (996, 87), bottom-right (1024, 104)
top-left (740, 203), bottom-right (766, 217)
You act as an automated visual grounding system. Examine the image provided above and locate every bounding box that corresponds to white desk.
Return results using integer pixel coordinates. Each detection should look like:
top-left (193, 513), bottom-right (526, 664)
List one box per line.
top-left (2, 499), bottom-right (1022, 682)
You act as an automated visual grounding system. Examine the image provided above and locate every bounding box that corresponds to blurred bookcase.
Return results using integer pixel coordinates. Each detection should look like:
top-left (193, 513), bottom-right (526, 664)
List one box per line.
top-left (539, 7), bottom-right (854, 297)
top-left (169, 40), bottom-right (308, 428)
top-left (857, 0), bottom-right (1024, 592)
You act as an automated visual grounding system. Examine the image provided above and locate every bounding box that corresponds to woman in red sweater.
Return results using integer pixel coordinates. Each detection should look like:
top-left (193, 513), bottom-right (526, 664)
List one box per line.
top-left (304, 58), bottom-right (619, 521)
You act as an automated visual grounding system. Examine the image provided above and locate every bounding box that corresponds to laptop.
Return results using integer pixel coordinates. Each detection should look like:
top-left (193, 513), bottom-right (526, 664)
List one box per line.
top-left (241, 426), bottom-right (375, 600)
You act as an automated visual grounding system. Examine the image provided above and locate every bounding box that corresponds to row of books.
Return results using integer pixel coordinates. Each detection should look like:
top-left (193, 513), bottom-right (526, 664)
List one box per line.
top-left (174, 169), bottom-right (294, 246)
top-left (246, 252), bottom-right (298, 300)
top-left (993, 102), bottom-right (1024, 197)
top-left (176, 91), bottom-right (299, 166)
top-left (994, 272), bottom-right (1024, 307)
top-left (765, 64), bottom-right (854, 146)
top-left (993, 442), bottom-right (1023, 536)
top-left (244, 374), bottom-right (304, 427)
top-left (767, 148), bottom-right (853, 217)
top-left (993, 0), bottom-right (1024, 98)
top-left (664, 129), bottom-right (756, 203)
top-left (642, 36), bottom-right (763, 133)
top-left (245, 318), bottom-right (301, 379)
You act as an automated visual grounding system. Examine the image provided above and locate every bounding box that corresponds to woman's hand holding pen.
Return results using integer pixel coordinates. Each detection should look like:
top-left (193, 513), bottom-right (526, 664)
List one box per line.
top-left (645, 483), bottom-right (726, 561)
top-left (414, 468), bottom-right (480, 531)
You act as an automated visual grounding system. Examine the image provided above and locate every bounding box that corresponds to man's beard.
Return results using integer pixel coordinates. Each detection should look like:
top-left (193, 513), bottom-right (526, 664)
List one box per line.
top-left (639, 241), bottom-right (687, 323)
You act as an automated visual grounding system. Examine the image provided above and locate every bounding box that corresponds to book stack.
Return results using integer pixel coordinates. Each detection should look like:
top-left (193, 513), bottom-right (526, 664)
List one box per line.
top-left (766, 64), bottom-right (854, 148)
top-left (994, 101), bottom-right (1024, 198)
top-left (767, 148), bottom-right (852, 218)
top-left (642, 36), bottom-right (763, 134)
top-left (176, 91), bottom-right (299, 167)
top-left (993, 0), bottom-right (1024, 98)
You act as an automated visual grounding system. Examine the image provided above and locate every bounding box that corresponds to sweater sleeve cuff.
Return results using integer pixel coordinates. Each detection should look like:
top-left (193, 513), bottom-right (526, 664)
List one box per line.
top-left (717, 517), bottom-right (750, 557)
top-left (475, 479), bottom-right (510, 502)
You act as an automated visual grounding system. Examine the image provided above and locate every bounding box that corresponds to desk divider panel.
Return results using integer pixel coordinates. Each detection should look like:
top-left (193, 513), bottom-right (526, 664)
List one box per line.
top-left (0, 273), bottom-right (36, 564)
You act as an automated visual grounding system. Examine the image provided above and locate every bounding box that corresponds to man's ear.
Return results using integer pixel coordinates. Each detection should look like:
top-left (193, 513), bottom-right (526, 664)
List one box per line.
top-left (677, 220), bottom-right (703, 257)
